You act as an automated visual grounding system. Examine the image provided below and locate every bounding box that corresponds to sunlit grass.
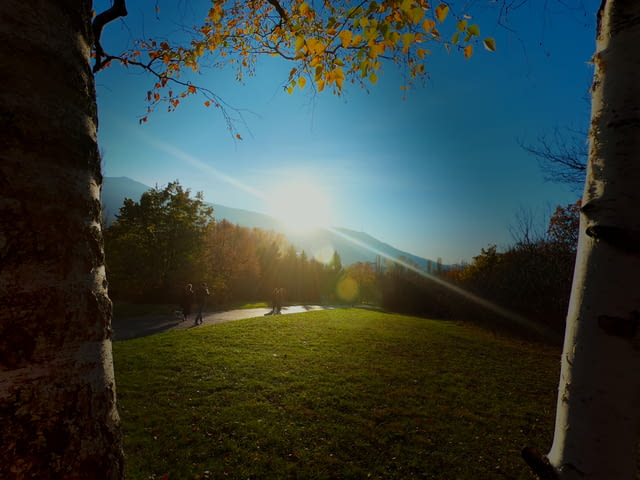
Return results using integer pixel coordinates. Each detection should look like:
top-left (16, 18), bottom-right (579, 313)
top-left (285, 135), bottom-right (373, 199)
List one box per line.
top-left (113, 309), bottom-right (560, 479)
top-left (233, 301), bottom-right (270, 309)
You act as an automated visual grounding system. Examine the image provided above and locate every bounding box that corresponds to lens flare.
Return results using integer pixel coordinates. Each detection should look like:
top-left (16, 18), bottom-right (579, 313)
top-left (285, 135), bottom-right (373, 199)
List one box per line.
top-left (313, 245), bottom-right (336, 264)
top-left (336, 276), bottom-right (359, 303)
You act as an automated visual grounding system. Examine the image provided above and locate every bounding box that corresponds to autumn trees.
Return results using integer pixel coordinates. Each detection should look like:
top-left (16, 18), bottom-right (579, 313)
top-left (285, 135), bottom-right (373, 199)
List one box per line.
top-left (103, 180), bottom-right (582, 341)
top-left (443, 201), bottom-right (580, 337)
top-left (205, 219), bottom-right (261, 304)
top-left (104, 182), bottom-right (350, 307)
top-left (376, 202), bottom-right (579, 340)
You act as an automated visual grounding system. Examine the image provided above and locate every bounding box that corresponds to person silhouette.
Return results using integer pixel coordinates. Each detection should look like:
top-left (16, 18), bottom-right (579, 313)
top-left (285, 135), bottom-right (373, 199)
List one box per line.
top-left (180, 283), bottom-right (194, 322)
top-left (194, 283), bottom-right (210, 325)
top-left (275, 287), bottom-right (285, 314)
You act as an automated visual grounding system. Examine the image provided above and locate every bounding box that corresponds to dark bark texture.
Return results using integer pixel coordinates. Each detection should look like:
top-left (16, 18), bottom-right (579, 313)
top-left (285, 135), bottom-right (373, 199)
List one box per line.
top-left (0, 1), bottom-right (124, 478)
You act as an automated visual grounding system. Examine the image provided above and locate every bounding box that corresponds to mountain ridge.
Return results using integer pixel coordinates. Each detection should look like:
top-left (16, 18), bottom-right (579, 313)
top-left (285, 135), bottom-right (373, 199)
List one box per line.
top-left (101, 176), bottom-right (434, 269)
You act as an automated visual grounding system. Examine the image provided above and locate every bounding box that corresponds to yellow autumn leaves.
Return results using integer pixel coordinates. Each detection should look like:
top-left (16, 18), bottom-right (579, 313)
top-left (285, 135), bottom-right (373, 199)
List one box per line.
top-left (134, 0), bottom-right (497, 117)
top-left (300, 37), bottom-right (326, 57)
top-left (316, 67), bottom-right (345, 92)
top-left (483, 37), bottom-right (496, 52)
top-left (299, 2), bottom-right (313, 18)
top-left (283, 0), bottom-right (497, 96)
top-left (435, 4), bottom-right (449, 23)
top-left (338, 30), bottom-right (353, 48)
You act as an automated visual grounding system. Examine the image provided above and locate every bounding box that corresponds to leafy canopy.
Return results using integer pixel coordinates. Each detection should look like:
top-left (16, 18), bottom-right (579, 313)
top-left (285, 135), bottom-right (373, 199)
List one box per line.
top-left (98, 0), bottom-right (495, 124)
top-left (104, 181), bottom-right (214, 300)
top-left (547, 200), bottom-right (580, 251)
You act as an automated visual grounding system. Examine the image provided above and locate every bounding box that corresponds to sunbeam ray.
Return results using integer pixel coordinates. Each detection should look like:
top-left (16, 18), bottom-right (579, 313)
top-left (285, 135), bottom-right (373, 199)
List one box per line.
top-left (329, 228), bottom-right (558, 340)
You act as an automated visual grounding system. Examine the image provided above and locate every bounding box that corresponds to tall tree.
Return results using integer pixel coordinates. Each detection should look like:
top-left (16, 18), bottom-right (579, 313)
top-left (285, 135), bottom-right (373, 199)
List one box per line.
top-left (104, 181), bottom-right (214, 301)
top-left (0, 2), bottom-right (124, 478)
top-left (252, 228), bottom-right (286, 297)
top-left (205, 220), bottom-right (260, 304)
top-left (524, 2), bottom-right (640, 478)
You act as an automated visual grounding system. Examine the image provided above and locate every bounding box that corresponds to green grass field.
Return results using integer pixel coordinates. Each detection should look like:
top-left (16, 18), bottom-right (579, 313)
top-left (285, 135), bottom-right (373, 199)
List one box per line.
top-left (113, 309), bottom-right (560, 480)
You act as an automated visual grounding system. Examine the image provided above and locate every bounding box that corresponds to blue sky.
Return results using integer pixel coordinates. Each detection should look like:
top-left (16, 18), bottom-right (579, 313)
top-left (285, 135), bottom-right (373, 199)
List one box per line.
top-left (95, 0), bottom-right (598, 264)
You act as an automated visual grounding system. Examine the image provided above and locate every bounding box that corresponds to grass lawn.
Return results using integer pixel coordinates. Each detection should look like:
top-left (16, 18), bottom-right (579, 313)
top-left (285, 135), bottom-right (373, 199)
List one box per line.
top-left (113, 309), bottom-right (560, 480)
top-left (231, 302), bottom-right (270, 310)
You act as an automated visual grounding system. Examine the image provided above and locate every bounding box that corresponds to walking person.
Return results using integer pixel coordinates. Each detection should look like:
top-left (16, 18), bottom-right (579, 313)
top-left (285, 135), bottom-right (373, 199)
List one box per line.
top-left (271, 287), bottom-right (279, 315)
top-left (276, 287), bottom-right (282, 314)
top-left (274, 287), bottom-right (285, 314)
top-left (194, 282), bottom-right (210, 325)
top-left (180, 283), bottom-right (194, 323)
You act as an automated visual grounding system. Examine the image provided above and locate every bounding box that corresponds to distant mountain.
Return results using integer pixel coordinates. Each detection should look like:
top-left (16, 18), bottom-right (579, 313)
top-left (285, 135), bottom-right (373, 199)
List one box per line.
top-left (101, 176), bottom-right (434, 269)
top-left (102, 177), bottom-right (284, 231)
top-left (101, 177), bottom-right (150, 221)
top-left (330, 228), bottom-right (431, 271)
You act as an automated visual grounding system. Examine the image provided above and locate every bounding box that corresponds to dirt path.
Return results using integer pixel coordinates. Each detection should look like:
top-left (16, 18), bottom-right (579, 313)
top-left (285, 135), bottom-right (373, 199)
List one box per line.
top-left (112, 305), bottom-right (332, 341)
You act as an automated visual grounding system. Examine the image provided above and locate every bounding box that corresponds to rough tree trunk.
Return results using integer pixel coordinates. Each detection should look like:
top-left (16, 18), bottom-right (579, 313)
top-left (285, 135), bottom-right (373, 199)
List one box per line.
top-left (541, 1), bottom-right (640, 478)
top-left (0, 1), bottom-right (124, 478)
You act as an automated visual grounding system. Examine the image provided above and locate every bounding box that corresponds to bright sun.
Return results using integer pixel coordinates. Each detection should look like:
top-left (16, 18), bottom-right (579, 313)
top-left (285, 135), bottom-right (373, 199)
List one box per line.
top-left (266, 181), bottom-right (332, 232)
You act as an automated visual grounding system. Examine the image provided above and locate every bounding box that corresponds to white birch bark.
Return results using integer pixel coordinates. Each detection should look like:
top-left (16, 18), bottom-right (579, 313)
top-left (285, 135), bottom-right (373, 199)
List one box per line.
top-left (537, 1), bottom-right (640, 478)
top-left (0, 1), bottom-right (124, 478)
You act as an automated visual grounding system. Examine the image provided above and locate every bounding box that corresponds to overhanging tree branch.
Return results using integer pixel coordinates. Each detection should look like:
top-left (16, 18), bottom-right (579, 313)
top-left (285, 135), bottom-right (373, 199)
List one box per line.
top-left (520, 127), bottom-right (588, 192)
top-left (92, 0), bottom-right (128, 73)
top-left (101, 54), bottom-right (248, 136)
top-left (91, 1), bottom-right (247, 138)
top-left (266, 0), bottom-right (289, 23)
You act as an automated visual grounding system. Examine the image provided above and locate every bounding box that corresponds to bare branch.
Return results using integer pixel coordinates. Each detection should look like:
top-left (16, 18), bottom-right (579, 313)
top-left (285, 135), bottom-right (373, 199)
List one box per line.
top-left (508, 205), bottom-right (548, 247)
top-left (100, 54), bottom-right (248, 138)
top-left (92, 0), bottom-right (128, 73)
top-left (520, 127), bottom-right (588, 192)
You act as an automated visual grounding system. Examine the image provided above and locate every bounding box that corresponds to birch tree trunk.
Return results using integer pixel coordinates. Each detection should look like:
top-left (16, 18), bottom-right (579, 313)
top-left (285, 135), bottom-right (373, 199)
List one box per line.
top-left (0, 1), bottom-right (124, 478)
top-left (540, 1), bottom-right (640, 478)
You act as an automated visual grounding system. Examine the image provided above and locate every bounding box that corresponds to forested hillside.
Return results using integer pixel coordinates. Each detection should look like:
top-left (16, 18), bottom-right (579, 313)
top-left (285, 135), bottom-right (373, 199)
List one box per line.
top-left (104, 181), bottom-right (578, 342)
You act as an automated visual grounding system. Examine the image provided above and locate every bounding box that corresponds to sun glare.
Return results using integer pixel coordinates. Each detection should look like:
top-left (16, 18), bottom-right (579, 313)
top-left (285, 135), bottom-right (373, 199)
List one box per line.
top-left (267, 181), bottom-right (332, 232)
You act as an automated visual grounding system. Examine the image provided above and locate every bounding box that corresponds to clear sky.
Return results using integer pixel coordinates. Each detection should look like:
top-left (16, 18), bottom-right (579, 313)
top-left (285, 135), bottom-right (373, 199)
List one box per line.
top-left (95, 0), bottom-right (598, 264)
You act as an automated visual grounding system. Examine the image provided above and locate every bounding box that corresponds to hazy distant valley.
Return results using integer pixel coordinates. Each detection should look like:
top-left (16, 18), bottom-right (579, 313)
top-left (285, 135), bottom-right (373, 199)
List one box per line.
top-left (102, 176), bottom-right (435, 269)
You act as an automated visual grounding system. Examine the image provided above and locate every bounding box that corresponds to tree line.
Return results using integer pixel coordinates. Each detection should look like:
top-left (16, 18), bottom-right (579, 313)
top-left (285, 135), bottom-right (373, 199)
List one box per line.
top-left (105, 181), bottom-right (579, 342)
top-left (442, 206), bottom-right (578, 338)
top-left (377, 201), bottom-right (580, 340)
top-left (105, 181), bottom-right (353, 308)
